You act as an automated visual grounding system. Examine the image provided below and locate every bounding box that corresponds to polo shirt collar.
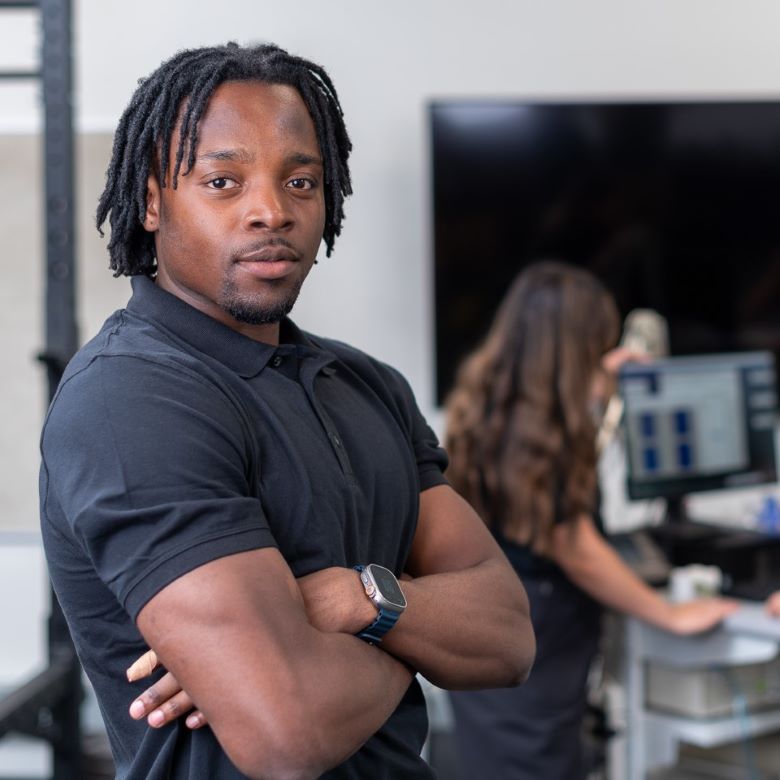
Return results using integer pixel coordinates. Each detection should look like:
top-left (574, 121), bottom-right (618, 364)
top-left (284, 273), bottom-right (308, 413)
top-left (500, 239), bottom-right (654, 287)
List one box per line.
top-left (127, 276), bottom-right (328, 378)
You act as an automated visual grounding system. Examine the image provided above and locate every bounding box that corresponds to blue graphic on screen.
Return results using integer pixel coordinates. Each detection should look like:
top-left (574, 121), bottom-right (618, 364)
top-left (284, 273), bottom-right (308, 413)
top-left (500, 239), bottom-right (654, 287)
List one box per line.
top-left (677, 443), bottom-right (693, 469)
top-left (673, 409), bottom-right (694, 470)
top-left (643, 448), bottom-right (658, 472)
top-left (628, 406), bottom-right (698, 476)
top-left (674, 410), bottom-right (690, 434)
top-left (619, 353), bottom-right (777, 499)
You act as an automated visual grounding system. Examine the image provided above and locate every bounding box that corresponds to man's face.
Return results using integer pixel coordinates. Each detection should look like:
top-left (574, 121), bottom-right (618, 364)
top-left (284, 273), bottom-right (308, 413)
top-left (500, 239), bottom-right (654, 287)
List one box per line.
top-left (144, 80), bottom-right (326, 343)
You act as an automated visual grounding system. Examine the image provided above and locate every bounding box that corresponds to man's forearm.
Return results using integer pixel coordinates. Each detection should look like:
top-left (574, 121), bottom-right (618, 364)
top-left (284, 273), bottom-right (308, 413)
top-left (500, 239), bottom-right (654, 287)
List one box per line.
top-left (251, 629), bottom-right (413, 779)
top-left (380, 558), bottom-right (534, 690)
top-left (293, 477), bottom-right (536, 703)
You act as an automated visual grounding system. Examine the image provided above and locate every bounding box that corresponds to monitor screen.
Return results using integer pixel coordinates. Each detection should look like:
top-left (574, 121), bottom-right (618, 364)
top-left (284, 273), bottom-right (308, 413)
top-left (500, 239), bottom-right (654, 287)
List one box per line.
top-left (619, 352), bottom-right (778, 500)
top-left (431, 100), bottom-right (780, 405)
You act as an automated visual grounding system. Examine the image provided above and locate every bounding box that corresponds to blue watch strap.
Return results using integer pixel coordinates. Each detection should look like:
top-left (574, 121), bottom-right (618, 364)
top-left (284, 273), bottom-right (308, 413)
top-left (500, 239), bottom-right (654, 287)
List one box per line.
top-left (357, 608), bottom-right (400, 644)
top-left (354, 564), bottom-right (402, 644)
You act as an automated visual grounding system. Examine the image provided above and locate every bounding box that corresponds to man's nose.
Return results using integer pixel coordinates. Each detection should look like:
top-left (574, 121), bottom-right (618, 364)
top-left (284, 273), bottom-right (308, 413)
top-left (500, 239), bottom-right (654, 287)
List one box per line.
top-left (242, 185), bottom-right (293, 232)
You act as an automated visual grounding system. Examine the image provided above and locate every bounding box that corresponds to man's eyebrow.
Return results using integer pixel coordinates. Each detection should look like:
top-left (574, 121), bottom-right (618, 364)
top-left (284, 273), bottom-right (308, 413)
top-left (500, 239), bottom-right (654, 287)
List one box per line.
top-left (287, 152), bottom-right (323, 167)
top-left (195, 150), bottom-right (323, 167)
top-left (197, 148), bottom-right (255, 163)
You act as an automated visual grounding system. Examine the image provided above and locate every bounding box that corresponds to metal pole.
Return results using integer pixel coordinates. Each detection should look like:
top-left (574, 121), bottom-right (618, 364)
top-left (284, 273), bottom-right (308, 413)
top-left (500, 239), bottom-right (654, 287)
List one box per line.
top-left (40, 0), bottom-right (78, 390)
top-left (40, 1), bottom-right (82, 777)
top-left (0, 1), bottom-right (83, 776)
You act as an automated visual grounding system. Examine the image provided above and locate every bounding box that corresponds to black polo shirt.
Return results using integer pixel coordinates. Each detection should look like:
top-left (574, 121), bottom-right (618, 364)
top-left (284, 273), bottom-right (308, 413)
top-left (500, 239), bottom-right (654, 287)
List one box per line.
top-left (40, 276), bottom-right (447, 780)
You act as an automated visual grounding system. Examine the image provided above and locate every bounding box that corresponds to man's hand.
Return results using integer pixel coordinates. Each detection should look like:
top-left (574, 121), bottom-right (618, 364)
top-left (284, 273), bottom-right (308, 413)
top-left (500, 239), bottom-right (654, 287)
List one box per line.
top-left (127, 650), bottom-right (206, 730)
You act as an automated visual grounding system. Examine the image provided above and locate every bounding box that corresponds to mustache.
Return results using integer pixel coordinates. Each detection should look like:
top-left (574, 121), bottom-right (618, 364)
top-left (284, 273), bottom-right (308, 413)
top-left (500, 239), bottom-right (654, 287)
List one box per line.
top-left (230, 238), bottom-right (300, 262)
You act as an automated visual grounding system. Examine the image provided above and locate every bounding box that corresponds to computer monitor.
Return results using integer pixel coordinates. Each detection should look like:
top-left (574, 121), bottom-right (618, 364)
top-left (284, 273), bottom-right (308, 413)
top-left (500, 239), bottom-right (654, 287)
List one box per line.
top-left (619, 352), bottom-right (778, 519)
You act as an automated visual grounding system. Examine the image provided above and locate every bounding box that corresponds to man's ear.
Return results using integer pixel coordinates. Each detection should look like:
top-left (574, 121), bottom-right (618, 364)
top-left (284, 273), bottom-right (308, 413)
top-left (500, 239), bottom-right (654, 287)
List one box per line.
top-left (143, 174), bottom-right (161, 233)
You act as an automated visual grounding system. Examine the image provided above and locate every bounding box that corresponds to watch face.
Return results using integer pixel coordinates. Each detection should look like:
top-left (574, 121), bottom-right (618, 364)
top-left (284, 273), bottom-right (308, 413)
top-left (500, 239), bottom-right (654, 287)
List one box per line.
top-left (369, 564), bottom-right (407, 609)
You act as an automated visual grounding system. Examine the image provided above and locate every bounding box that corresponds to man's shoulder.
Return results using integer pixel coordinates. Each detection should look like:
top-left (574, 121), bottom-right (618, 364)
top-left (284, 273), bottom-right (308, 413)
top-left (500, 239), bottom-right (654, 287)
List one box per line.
top-left (48, 309), bottom-right (232, 435)
top-left (62, 307), bottom-right (216, 389)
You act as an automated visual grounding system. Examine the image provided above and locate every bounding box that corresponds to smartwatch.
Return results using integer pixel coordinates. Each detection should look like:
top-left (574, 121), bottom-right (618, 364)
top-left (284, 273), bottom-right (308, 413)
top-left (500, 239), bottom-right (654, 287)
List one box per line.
top-left (354, 564), bottom-right (407, 644)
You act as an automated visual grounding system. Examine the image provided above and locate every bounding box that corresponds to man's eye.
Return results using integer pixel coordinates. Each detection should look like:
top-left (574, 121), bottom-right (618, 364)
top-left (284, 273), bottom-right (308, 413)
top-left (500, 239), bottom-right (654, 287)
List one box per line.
top-left (208, 177), bottom-right (236, 190)
top-left (288, 178), bottom-right (314, 191)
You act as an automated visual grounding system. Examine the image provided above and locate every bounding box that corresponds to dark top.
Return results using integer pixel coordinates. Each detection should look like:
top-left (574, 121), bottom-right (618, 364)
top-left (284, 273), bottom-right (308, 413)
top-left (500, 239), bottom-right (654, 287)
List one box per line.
top-left (39, 276), bottom-right (448, 780)
top-left (495, 486), bottom-right (605, 583)
top-left (448, 490), bottom-right (603, 780)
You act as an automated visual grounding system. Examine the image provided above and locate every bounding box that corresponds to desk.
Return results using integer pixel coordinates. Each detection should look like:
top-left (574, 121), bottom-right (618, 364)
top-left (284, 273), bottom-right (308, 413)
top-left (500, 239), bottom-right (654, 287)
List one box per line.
top-left (625, 602), bottom-right (780, 778)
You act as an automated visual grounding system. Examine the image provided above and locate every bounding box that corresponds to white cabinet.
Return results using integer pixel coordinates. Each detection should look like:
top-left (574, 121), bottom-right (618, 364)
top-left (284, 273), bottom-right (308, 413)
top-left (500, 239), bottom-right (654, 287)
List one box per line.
top-left (625, 606), bottom-right (780, 778)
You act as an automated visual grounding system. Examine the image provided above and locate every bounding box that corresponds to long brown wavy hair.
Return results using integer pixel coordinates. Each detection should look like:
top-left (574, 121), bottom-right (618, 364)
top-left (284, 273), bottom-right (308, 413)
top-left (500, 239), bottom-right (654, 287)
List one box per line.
top-left (445, 261), bottom-right (620, 554)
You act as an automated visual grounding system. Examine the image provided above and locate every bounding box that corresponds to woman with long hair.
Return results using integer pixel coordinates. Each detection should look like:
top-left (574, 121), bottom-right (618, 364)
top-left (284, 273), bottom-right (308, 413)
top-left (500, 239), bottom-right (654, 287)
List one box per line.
top-left (445, 261), bottom-right (736, 779)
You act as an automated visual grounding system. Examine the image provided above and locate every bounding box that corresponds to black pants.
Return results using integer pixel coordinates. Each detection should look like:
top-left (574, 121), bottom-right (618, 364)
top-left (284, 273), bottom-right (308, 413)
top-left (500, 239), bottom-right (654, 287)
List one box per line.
top-left (449, 575), bottom-right (601, 780)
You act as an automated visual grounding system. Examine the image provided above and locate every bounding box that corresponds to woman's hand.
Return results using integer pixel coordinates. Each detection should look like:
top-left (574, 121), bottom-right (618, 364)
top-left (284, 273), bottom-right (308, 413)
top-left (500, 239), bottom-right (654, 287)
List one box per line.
top-left (127, 649), bottom-right (207, 730)
top-left (766, 591), bottom-right (780, 617)
top-left (601, 346), bottom-right (649, 378)
top-left (663, 597), bottom-right (740, 635)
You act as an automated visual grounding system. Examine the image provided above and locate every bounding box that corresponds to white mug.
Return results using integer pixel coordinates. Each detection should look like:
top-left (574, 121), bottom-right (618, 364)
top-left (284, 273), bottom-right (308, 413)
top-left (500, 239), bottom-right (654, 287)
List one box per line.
top-left (668, 564), bottom-right (722, 603)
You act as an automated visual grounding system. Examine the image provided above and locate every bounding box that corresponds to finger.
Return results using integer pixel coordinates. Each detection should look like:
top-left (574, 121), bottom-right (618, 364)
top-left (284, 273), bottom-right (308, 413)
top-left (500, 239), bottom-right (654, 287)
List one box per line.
top-left (145, 690), bottom-right (196, 729)
top-left (128, 671), bottom-right (185, 720)
top-left (602, 347), bottom-right (637, 374)
top-left (127, 649), bottom-right (159, 682)
top-left (186, 710), bottom-right (208, 729)
top-left (766, 592), bottom-right (780, 616)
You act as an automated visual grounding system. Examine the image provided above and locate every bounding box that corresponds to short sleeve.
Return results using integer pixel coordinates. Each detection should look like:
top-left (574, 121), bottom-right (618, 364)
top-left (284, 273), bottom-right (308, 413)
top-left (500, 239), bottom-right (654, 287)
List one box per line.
top-left (40, 355), bottom-right (276, 620)
top-left (381, 364), bottom-right (449, 491)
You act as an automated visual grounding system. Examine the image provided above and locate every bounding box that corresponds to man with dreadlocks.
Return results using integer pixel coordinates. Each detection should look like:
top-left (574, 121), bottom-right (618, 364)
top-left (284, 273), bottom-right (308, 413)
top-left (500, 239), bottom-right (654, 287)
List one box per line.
top-left (39, 43), bottom-right (534, 779)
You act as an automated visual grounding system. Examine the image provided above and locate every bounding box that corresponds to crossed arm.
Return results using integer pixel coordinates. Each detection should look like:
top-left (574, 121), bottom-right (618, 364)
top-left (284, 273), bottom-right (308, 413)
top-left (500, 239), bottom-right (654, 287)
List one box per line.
top-left (132, 484), bottom-right (534, 780)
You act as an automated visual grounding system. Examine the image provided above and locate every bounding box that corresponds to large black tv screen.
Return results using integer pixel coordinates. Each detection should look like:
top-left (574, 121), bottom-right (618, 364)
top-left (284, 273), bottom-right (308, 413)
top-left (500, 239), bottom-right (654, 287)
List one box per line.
top-left (431, 100), bottom-right (780, 404)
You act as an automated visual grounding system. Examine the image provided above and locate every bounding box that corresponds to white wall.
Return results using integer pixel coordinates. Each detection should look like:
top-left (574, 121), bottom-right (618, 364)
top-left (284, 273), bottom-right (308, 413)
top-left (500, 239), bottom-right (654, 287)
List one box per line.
top-left (71, 0), bottom-right (780, 394)
top-left (4, 0), bottom-right (780, 696)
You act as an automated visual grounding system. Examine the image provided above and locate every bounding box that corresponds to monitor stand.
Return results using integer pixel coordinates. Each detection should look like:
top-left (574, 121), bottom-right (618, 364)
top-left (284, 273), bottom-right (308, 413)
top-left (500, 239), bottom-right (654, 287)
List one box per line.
top-left (648, 495), bottom-right (728, 553)
top-left (647, 495), bottom-right (780, 600)
top-left (665, 496), bottom-right (687, 525)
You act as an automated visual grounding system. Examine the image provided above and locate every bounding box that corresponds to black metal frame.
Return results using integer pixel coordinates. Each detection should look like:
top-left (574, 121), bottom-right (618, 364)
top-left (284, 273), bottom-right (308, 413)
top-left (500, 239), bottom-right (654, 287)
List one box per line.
top-left (0, 1), bottom-right (83, 777)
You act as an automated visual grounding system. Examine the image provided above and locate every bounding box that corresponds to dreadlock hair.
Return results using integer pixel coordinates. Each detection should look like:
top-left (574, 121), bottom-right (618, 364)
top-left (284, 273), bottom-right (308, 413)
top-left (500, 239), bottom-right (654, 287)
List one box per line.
top-left (96, 42), bottom-right (353, 277)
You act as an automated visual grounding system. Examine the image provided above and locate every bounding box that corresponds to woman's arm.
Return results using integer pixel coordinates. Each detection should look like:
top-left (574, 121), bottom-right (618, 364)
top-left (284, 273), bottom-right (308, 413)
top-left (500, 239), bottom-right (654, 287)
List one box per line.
top-left (550, 514), bottom-right (738, 634)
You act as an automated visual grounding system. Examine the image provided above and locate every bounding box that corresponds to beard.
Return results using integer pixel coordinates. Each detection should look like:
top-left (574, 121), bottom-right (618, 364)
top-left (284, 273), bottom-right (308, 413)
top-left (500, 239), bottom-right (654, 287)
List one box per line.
top-left (219, 275), bottom-right (305, 325)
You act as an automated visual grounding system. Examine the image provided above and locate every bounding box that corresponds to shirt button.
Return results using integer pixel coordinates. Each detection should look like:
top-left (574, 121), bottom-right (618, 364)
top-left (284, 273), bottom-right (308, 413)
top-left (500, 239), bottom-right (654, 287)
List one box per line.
top-left (271, 355), bottom-right (282, 368)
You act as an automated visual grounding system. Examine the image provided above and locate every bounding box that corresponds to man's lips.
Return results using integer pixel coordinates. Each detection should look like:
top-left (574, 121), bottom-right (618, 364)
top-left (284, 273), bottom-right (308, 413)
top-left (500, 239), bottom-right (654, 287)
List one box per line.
top-left (235, 248), bottom-right (300, 280)
top-left (237, 248), bottom-right (300, 263)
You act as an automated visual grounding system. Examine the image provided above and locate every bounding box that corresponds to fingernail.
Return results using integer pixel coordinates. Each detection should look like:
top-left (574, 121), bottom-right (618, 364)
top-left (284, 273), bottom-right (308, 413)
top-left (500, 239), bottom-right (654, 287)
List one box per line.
top-left (129, 700), bottom-right (145, 719)
top-left (148, 710), bottom-right (164, 727)
top-left (186, 713), bottom-right (200, 728)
